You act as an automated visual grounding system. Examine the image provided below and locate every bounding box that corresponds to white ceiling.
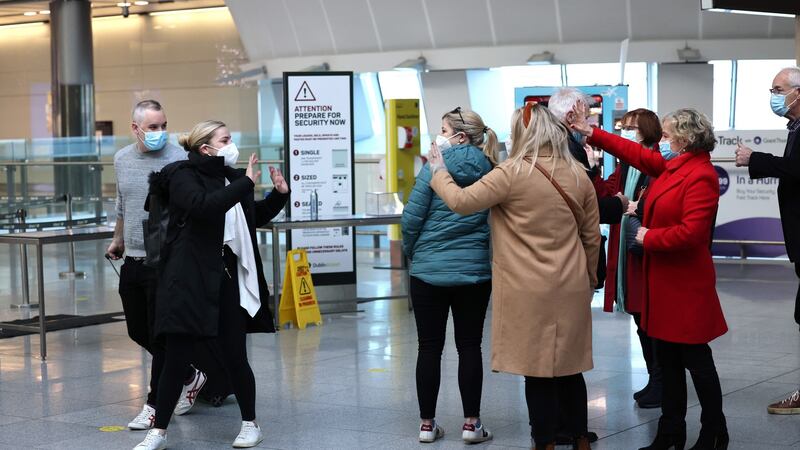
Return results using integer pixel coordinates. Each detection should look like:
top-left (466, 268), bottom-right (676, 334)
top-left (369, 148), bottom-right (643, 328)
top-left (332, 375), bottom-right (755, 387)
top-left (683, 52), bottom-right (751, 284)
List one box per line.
top-left (226, 0), bottom-right (797, 62)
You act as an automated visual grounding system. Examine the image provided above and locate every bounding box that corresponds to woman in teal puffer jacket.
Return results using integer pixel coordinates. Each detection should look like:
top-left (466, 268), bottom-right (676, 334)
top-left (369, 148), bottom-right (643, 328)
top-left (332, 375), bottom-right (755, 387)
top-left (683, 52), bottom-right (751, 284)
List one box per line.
top-left (401, 107), bottom-right (497, 445)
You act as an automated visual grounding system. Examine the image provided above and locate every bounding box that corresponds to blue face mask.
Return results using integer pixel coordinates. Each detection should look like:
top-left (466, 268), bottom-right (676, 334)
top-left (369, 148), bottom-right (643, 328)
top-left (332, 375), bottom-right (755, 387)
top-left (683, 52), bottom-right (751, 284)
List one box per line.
top-left (620, 129), bottom-right (638, 142)
top-left (140, 130), bottom-right (168, 152)
top-left (659, 141), bottom-right (679, 161)
top-left (770, 92), bottom-right (794, 117)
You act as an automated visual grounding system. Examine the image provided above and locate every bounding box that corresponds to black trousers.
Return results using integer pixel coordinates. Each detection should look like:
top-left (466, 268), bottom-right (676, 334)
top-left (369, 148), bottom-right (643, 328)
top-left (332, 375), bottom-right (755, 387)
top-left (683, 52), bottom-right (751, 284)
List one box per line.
top-left (525, 374), bottom-right (588, 446)
top-left (632, 313), bottom-right (659, 377)
top-left (153, 248), bottom-right (257, 429)
top-left (410, 276), bottom-right (491, 420)
top-left (655, 340), bottom-right (726, 435)
top-left (119, 257), bottom-right (165, 406)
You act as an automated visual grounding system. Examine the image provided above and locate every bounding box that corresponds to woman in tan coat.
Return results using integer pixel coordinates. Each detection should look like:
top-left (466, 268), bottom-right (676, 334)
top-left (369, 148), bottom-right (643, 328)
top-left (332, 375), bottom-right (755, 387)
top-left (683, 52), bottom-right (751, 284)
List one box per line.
top-left (427, 103), bottom-right (601, 450)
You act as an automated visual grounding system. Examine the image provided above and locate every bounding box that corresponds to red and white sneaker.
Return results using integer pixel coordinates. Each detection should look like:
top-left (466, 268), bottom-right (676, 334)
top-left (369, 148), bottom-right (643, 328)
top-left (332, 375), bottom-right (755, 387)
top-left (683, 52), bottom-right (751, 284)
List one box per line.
top-left (174, 366), bottom-right (207, 416)
top-left (419, 421), bottom-right (444, 443)
top-left (462, 421), bottom-right (493, 444)
top-left (128, 404), bottom-right (156, 430)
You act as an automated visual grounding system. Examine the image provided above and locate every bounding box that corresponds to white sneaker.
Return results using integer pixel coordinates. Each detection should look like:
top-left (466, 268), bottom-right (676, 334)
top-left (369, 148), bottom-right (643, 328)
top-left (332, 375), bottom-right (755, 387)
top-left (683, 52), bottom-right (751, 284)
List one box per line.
top-left (462, 421), bottom-right (493, 444)
top-left (419, 421), bottom-right (444, 443)
top-left (174, 366), bottom-right (207, 416)
top-left (232, 421), bottom-right (263, 448)
top-left (128, 404), bottom-right (156, 430)
top-left (133, 429), bottom-right (167, 450)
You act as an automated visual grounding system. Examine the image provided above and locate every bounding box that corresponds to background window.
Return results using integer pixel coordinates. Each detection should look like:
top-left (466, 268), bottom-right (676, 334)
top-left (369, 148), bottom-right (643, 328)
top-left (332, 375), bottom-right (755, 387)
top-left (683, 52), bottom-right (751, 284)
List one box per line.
top-left (734, 59), bottom-right (796, 130)
top-left (711, 60), bottom-right (733, 130)
top-left (565, 63), bottom-right (649, 111)
top-left (467, 65), bottom-right (563, 140)
top-left (378, 71), bottom-right (430, 150)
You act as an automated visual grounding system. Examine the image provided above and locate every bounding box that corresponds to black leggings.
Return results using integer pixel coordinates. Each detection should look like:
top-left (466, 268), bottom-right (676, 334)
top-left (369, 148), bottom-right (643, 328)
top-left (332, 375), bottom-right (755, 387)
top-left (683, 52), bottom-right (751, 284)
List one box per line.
top-left (154, 249), bottom-right (257, 429)
top-left (410, 276), bottom-right (491, 420)
top-left (525, 374), bottom-right (588, 446)
top-left (656, 340), bottom-right (726, 435)
top-left (632, 313), bottom-right (659, 377)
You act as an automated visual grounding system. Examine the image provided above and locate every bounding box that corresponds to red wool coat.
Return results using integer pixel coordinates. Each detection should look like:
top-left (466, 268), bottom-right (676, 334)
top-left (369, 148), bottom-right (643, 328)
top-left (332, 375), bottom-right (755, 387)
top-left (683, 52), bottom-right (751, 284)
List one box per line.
top-left (588, 129), bottom-right (728, 344)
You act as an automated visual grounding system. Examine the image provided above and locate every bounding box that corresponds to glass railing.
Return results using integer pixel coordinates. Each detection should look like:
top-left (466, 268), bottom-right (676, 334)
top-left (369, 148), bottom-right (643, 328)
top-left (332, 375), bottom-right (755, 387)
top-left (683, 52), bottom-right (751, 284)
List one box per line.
top-left (0, 133), bottom-right (283, 231)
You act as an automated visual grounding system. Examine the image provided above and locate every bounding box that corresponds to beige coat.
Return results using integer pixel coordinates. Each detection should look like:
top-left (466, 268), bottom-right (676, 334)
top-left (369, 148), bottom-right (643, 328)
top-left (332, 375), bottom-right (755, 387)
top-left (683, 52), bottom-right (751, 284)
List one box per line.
top-left (430, 152), bottom-right (601, 378)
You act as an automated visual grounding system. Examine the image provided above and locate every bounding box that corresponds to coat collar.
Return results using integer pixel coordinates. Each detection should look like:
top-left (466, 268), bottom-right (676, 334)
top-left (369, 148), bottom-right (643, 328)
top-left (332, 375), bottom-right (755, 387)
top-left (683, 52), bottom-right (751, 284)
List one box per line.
top-left (643, 151), bottom-right (711, 222)
top-left (187, 151), bottom-right (225, 177)
top-left (186, 152), bottom-right (247, 181)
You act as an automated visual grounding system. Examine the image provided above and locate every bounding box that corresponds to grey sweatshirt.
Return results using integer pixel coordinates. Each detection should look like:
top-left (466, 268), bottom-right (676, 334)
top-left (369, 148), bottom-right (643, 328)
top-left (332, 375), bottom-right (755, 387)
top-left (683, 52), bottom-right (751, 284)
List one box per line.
top-left (114, 142), bottom-right (186, 257)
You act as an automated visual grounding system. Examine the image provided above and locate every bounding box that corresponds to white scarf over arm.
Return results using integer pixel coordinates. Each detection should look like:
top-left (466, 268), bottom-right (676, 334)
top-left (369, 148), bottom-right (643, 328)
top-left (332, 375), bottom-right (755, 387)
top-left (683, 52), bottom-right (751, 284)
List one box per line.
top-left (223, 180), bottom-right (261, 318)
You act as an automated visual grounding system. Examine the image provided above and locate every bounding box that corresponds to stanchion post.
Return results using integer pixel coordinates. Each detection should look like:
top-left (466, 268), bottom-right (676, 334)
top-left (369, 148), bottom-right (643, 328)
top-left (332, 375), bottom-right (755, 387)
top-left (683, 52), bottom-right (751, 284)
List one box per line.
top-left (11, 208), bottom-right (37, 309)
top-left (59, 193), bottom-right (86, 279)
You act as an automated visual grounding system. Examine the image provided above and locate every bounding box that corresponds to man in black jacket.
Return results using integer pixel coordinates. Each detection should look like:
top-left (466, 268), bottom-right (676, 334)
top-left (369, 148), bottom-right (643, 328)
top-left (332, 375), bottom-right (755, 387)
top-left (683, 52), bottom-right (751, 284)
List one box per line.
top-left (550, 87), bottom-right (628, 288)
top-left (547, 88), bottom-right (629, 445)
top-left (735, 66), bottom-right (800, 415)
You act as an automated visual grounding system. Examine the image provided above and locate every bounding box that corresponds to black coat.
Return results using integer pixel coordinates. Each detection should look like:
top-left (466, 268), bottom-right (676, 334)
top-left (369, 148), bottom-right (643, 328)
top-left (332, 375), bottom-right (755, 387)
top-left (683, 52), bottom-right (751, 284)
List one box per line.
top-left (749, 124), bottom-right (800, 325)
top-left (568, 134), bottom-right (624, 223)
top-left (153, 152), bottom-right (289, 337)
top-left (749, 126), bottom-right (800, 262)
top-left (568, 134), bottom-right (624, 288)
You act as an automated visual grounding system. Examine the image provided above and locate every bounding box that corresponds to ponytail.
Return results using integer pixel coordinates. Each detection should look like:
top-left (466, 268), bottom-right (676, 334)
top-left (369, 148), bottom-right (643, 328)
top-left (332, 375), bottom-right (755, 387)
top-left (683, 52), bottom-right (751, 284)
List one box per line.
top-left (482, 127), bottom-right (499, 166)
top-left (441, 108), bottom-right (498, 166)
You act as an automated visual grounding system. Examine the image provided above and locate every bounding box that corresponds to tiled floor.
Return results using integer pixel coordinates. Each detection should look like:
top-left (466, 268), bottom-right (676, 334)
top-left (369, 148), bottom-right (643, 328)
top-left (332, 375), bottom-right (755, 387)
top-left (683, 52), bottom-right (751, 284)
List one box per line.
top-left (0, 240), bottom-right (798, 449)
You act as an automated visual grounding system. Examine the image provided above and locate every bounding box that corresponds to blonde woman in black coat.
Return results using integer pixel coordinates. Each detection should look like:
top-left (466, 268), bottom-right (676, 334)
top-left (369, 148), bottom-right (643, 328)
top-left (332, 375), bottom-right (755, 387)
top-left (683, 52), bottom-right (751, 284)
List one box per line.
top-left (135, 120), bottom-right (289, 450)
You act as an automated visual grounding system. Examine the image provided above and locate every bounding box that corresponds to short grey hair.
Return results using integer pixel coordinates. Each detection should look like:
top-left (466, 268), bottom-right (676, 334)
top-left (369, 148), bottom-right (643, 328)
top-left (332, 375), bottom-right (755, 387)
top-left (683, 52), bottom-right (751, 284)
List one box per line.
top-left (132, 99), bottom-right (163, 124)
top-left (662, 108), bottom-right (716, 153)
top-left (780, 67), bottom-right (800, 88)
top-left (548, 87), bottom-right (592, 122)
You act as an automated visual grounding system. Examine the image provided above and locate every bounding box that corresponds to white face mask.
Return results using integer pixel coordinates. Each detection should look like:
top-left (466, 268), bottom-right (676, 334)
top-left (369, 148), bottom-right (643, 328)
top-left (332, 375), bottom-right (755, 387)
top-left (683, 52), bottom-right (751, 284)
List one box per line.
top-left (209, 142), bottom-right (239, 167)
top-left (435, 132), bottom-right (461, 151)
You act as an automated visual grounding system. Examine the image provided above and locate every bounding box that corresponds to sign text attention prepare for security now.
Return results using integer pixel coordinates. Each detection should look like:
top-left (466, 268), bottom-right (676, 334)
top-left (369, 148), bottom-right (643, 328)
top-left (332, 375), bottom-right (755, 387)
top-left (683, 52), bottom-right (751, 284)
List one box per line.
top-left (294, 105), bottom-right (346, 126)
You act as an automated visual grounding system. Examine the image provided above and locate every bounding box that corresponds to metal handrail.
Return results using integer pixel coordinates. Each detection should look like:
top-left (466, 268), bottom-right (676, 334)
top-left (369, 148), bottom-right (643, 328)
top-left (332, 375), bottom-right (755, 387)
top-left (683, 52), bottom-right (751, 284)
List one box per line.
top-left (713, 239), bottom-right (784, 246)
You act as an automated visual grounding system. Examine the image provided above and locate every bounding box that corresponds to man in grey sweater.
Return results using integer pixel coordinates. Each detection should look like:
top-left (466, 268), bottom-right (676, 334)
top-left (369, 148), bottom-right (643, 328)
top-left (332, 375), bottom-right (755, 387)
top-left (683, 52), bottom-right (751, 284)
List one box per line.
top-left (107, 100), bottom-right (206, 430)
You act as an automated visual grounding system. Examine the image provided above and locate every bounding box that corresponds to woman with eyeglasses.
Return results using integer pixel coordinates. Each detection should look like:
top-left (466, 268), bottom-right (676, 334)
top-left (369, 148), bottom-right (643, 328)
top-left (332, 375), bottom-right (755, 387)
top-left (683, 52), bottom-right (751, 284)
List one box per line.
top-left (570, 107), bottom-right (728, 450)
top-left (426, 103), bottom-right (601, 450)
top-left (401, 107), bottom-right (498, 444)
top-left (596, 109), bottom-right (665, 409)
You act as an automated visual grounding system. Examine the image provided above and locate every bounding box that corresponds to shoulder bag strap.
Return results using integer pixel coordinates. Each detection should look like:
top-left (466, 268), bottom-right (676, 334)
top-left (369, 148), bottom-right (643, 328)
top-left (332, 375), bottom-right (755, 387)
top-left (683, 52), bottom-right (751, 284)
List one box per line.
top-left (534, 162), bottom-right (581, 233)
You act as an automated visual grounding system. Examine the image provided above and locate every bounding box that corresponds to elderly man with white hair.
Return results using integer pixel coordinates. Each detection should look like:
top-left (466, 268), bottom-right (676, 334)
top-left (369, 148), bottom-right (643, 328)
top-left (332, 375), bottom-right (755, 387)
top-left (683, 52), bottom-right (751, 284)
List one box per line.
top-left (548, 88), bottom-right (628, 284)
top-left (544, 88), bottom-right (630, 446)
top-left (735, 66), bottom-right (800, 415)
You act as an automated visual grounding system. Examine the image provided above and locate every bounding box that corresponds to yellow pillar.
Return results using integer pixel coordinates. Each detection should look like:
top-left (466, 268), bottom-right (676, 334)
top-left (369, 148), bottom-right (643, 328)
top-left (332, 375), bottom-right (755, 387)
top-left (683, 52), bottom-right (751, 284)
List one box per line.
top-left (385, 99), bottom-right (421, 264)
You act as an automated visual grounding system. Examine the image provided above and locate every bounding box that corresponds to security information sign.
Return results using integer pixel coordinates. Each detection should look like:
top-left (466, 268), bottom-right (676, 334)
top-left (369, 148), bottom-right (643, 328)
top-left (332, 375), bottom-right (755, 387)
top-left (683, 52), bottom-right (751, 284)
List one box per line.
top-left (284, 72), bottom-right (356, 283)
top-left (711, 130), bottom-right (785, 258)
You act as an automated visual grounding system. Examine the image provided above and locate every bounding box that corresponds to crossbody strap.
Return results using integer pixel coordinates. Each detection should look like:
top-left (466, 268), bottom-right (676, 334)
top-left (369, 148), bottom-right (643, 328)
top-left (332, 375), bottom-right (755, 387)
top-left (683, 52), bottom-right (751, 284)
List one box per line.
top-left (533, 162), bottom-right (581, 232)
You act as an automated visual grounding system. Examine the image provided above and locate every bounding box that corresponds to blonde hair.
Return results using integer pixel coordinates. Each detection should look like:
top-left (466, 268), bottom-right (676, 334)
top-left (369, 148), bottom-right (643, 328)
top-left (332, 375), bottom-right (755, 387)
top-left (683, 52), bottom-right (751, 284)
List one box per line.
top-left (662, 109), bottom-right (716, 153)
top-left (441, 108), bottom-right (499, 165)
top-left (177, 120), bottom-right (226, 153)
top-left (508, 104), bottom-right (583, 184)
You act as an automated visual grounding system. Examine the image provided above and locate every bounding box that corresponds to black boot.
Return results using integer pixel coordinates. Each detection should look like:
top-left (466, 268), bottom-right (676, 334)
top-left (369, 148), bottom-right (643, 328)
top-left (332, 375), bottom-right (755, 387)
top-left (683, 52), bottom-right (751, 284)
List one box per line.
top-left (634, 314), bottom-right (657, 401)
top-left (688, 429), bottom-right (729, 450)
top-left (637, 367), bottom-right (663, 409)
top-left (634, 379), bottom-right (652, 401)
top-left (639, 419), bottom-right (686, 450)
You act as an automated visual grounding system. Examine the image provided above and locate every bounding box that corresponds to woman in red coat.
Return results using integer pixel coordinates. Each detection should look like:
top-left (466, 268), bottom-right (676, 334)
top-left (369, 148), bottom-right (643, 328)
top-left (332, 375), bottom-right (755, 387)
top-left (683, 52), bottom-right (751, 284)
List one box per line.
top-left (597, 109), bottom-right (664, 409)
top-left (570, 107), bottom-right (728, 450)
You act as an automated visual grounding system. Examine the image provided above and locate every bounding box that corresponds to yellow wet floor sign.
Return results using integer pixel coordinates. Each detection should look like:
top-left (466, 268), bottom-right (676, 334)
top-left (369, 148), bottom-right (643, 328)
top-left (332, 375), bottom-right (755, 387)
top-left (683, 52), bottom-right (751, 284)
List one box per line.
top-left (278, 249), bottom-right (322, 329)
